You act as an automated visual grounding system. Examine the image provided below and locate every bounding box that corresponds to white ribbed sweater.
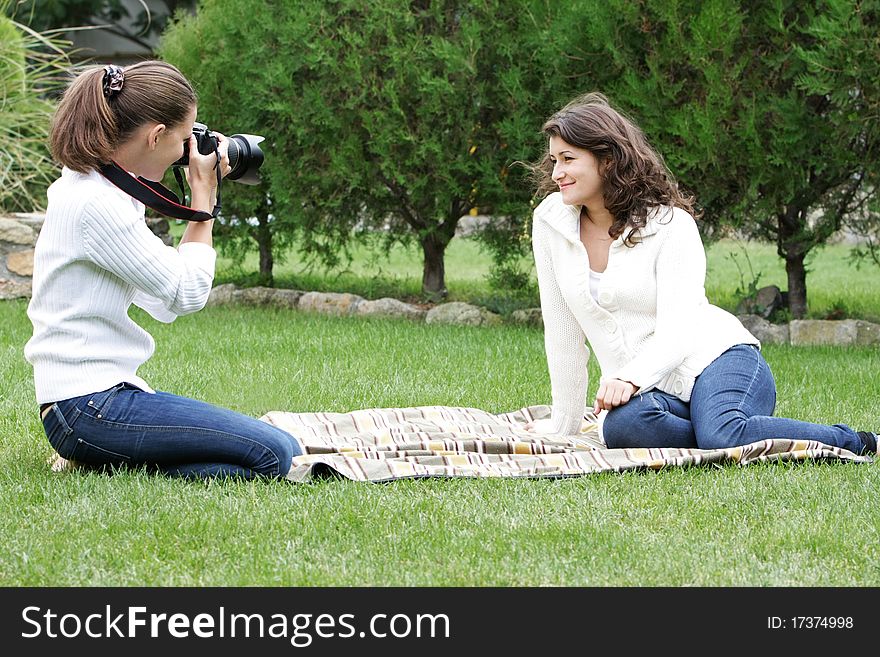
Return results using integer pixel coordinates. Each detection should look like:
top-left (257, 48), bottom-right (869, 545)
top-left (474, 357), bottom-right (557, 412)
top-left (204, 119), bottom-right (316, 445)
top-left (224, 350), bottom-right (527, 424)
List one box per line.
top-left (24, 167), bottom-right (216, 403)
top-left (532, 192), bottom-right (758, 436)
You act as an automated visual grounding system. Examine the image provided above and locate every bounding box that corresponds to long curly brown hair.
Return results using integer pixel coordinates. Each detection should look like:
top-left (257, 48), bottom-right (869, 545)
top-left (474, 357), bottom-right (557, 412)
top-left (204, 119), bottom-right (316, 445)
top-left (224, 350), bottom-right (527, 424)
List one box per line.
top-left (532, 92), bottom-right (698, 246)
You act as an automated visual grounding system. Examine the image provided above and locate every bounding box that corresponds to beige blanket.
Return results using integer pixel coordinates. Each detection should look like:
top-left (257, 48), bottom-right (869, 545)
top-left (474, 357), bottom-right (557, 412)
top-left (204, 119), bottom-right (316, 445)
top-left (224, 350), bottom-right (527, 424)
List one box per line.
top-left (259, 404), bottom-right (870, 482)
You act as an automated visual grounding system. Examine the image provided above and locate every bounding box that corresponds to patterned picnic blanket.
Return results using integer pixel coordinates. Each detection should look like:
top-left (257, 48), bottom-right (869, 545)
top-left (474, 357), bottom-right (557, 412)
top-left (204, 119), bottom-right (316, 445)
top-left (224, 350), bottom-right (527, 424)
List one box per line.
top-left (259, 404), bottom-right (870, 482)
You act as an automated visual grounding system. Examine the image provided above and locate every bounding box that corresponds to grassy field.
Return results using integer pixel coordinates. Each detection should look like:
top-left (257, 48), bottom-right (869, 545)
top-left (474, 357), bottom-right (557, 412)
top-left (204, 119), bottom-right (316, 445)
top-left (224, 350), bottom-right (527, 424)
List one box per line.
top-left (210, 231), bottom-right (880, 322)
top-left (2, 289), bottom-right (879, 586)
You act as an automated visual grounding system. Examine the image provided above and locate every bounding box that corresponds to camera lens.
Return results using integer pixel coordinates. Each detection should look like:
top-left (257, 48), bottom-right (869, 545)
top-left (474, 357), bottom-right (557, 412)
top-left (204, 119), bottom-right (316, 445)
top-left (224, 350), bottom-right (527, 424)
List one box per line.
top-left (226, 134), bottom-right (265, 185)
top-left (172, 126), bottom-right (266, 185)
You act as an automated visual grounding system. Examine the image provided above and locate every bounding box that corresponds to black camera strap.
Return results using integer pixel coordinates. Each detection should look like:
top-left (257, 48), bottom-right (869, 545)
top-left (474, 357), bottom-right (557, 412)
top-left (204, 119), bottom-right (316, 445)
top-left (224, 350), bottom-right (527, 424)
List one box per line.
top-left (98, 160), bottom-right (222, 222)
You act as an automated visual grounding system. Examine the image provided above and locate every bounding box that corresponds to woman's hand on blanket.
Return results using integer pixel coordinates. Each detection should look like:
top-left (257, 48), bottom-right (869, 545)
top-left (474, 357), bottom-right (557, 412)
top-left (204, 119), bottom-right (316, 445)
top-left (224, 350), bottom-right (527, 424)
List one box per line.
top-left (593, 379), bottom-right (638, 414)
top-left (523, 418), bottom-right (558, 434)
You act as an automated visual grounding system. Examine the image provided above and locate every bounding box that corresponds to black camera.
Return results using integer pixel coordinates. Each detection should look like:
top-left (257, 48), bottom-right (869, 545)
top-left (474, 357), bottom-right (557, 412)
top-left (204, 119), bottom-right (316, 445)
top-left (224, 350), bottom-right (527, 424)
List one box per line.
top-left (173, 122), bottom-right (265, 185)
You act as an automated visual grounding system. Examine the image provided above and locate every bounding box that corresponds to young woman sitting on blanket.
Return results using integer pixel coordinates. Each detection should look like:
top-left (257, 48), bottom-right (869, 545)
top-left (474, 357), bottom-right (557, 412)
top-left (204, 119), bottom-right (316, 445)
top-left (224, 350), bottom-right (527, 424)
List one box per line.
top-left (523, 92), bottom-right (877, 456)
top-left (25, 61), bottom-right (301, 479)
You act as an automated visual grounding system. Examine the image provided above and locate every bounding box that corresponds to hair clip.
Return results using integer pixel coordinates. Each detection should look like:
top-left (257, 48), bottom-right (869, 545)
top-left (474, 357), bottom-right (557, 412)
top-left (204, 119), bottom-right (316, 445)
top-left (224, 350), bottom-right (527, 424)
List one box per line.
top-left (102, 65), bottom-right (125, 98)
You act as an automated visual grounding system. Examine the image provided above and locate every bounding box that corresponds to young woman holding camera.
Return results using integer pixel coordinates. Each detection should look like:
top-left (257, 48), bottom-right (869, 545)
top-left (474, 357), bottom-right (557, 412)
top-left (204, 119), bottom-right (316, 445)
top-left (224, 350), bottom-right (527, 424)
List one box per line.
top-left (25, 60), bottom-right (302, 479)
top-left (525, 92), bottom-right (877, 456)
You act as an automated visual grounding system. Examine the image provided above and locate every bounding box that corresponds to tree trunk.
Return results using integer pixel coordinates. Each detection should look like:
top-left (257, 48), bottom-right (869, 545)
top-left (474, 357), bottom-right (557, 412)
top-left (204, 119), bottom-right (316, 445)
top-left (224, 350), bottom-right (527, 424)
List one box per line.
top-left (421, 234), bottom-right (450, 300)
top-left (777, 207), bottom-right (809, 319)
top-left (785, 253), bottom-right (808, 319)
top-left (256, 213), bottom-right (274, 287)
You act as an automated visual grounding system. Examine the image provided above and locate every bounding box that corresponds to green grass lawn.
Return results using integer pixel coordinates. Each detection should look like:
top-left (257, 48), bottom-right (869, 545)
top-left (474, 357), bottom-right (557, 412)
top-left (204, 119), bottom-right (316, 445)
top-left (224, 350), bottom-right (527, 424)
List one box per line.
top-left (2, 298), bottom-right (879, 586)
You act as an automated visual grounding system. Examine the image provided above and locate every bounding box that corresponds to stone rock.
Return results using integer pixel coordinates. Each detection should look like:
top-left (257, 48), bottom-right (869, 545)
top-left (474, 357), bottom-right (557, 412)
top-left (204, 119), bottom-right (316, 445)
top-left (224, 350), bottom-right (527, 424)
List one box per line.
top-left (510, 307), bottom-right (543, 327)
top-left (755, 285), bottom-right (784, 316)
top-left (298, 291), bottom-right (364, 315)
top-left (0, 217), bottom-right (37, 245)
top-left (0, 277), bottom-right (31, 299)
top-left (7, 212), bottom-right (45, 230)
top-left (6, 249), bottom-right (35, 276)
top-left (790, 319), bottom-right (852, 346)
top-left (356, 297), bottom-right (426, 320)
top-left (237, 286), bottom-right (285, 306)
top-left (853, 320), bottom-right (880, 345)
top-left (207, 283), bottom-right (237, 305)
top-left (737, 314), bottom-right (789, 345)
top-left (268, 288), bottom-right (305, 309)
top-left (425, 301), bottom-right (502, 327)
top-left (207, 284), bottom-right (304, 309)
top-left (735, 284), bottom-right (784, 319)
top-left (146, 217), bottom-right (173, 246)
top-left (788, 319), bottom-right (880, 346)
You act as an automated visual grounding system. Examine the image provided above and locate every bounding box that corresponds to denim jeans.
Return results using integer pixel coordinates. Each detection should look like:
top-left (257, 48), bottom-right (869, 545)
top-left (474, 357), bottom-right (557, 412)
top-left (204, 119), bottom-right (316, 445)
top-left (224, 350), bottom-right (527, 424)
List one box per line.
top-left (41, 382), bottom-right (302, 479)
top-left (603, 344), bottom-right (863, 453)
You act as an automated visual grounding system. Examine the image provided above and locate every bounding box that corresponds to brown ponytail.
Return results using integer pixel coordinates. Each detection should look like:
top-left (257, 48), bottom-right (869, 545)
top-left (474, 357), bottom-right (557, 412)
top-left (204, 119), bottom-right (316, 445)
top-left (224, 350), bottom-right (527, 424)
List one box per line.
top-left (50, 60), bottom-right (197, 173)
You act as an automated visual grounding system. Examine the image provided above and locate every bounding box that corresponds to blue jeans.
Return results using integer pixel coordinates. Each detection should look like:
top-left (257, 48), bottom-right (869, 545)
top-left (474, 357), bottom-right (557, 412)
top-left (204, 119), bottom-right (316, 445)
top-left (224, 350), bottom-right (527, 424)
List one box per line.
top-left (41, 383), bottom-right (301, 479)
top-left (603, 344), bottom-right (863, 453)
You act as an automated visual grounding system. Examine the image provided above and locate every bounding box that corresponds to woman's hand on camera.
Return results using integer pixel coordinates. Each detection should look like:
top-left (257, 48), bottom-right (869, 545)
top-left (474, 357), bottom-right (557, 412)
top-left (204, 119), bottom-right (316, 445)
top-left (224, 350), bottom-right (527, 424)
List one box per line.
top-left (212, 132), bottom-right (232, 179)
top-left (185, 132), bottom-right (230, 213)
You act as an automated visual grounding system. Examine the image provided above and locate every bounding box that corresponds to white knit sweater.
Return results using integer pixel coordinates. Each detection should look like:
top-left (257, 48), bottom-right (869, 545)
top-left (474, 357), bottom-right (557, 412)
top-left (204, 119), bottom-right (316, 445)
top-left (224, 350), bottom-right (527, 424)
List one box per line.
top-left (532, 192), bottom-right (758, 436)
top-left (24, 167), bottom-right (216, 403)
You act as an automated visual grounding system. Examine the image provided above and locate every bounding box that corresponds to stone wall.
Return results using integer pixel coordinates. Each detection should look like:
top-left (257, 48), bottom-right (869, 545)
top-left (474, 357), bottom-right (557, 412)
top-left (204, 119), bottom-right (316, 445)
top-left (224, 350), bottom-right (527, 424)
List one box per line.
top-left (4, 216), bottom-right (879, 345)
top-left (208, 284), bottom-right (880, 343)
top-left (0, 213), bottom-right (172, 300)
top-left (0, 213), bottom-right (42, 299)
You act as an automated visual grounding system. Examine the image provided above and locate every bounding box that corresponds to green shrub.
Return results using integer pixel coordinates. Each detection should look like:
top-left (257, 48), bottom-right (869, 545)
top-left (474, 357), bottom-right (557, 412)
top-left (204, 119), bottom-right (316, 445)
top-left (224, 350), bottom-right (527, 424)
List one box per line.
top-left (0, 11), bottom-right (69, 213)
top-left (160, 0), bottom-right (567, 298)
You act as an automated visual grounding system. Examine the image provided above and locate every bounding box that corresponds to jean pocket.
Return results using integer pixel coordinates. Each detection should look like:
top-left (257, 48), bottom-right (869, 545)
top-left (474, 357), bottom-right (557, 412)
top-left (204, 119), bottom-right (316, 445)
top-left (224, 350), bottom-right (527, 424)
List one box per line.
top-left (43, 403), bottom-right (81, 458)
top-left (84, 383), bottom-right (127, 421)
top-left (68, 436), bottom-right (132, 464)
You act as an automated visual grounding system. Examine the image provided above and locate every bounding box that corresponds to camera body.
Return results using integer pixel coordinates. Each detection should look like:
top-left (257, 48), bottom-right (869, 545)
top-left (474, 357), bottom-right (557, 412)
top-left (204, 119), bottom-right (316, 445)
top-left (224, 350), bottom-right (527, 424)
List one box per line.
top-left (173, 122), bottom-right (265, 185)
top-left (186, 122), bottom-right (219, 158)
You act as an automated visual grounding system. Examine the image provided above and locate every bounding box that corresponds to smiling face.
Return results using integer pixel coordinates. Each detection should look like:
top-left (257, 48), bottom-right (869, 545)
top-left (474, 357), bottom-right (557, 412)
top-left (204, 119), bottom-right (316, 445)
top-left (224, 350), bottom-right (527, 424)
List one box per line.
top-left (548, 135), bottom-right (605, 207)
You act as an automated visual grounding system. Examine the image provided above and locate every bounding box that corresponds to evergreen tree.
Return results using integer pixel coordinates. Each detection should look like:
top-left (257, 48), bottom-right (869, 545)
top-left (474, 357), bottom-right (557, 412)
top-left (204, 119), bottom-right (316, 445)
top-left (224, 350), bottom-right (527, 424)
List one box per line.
top-left (161, 0), bottom-right (559, 297)
top-left (570, 0), bottom-right (880, 318)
